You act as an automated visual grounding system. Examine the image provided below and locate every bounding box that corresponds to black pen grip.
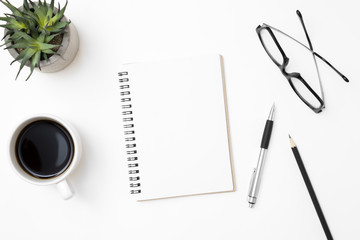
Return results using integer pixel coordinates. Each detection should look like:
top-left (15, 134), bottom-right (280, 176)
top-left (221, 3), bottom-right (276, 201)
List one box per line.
top-left (260, 120), bottom-right (273, 149)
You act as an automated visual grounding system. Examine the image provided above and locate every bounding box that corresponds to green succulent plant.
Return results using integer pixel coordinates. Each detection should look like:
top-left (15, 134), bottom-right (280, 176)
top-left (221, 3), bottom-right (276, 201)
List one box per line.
top-left (0, 0), bottom-right (70, 80)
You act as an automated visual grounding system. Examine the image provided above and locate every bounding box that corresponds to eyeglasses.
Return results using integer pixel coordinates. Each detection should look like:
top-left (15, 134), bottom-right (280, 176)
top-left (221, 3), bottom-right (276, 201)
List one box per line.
top-left (256, 10), bottom-right (349, 113)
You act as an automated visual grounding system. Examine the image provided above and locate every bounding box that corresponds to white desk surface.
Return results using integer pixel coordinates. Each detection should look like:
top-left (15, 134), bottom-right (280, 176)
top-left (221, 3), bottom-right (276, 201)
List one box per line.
top-left (0, 0), bottom-right (359, 239)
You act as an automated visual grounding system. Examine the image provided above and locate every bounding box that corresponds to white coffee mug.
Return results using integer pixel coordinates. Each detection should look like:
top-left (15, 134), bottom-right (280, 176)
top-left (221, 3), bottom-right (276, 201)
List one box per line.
top-left (9, 114), bottom-right (82, 200)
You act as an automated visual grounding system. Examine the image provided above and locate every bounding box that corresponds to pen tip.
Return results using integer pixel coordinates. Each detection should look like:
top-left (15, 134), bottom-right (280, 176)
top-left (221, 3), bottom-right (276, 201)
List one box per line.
top-left (268, 103), bottom-right (275, 120)
top-left (249, 203), bottom-right (254, 208)
top-left (288, 134), bottom-right (291, 139)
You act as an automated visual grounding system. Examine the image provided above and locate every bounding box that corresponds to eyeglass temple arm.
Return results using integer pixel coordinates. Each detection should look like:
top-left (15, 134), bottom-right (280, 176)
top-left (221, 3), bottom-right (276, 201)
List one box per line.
top-left (296, 10), bottom-right (313, 50)
top-left (296, 10), bottom-right (349, 83)
top-left (313, 52), bottom-right (349, 82)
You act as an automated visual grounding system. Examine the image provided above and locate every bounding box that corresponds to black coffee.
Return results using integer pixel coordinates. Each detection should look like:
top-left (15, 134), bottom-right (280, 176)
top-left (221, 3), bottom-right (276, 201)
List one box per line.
top-left (15, 120), bottom-right (74, 179)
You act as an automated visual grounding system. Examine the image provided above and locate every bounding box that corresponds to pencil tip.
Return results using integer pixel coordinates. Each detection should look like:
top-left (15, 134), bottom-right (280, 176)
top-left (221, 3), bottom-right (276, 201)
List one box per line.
top-left (289, 135), bottom-right (296, 148)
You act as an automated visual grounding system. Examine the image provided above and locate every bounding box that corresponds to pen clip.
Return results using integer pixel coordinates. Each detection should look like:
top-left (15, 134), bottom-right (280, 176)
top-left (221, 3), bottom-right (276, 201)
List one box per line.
top-left (248, 168), bottom-right (257, 196)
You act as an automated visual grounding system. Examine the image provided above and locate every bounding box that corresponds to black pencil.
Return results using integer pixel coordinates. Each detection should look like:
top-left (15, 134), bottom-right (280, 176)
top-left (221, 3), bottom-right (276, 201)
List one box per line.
top-left (289, 135), bottom-right (333, 240)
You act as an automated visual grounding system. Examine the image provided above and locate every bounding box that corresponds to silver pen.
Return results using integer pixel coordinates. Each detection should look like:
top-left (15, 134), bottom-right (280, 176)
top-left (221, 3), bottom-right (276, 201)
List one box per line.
top-left (248, 103), bottom-right (275, 208)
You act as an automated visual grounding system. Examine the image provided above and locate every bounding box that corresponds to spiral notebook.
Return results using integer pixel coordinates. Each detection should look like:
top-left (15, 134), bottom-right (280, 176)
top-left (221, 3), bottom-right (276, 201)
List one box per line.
top-left (118, 54), bottom-right (234, 201)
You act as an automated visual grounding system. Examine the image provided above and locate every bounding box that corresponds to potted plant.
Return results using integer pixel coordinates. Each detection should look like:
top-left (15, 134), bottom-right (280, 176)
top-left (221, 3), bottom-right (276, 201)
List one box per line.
top-left (0, 0), bottom-right (79, 80)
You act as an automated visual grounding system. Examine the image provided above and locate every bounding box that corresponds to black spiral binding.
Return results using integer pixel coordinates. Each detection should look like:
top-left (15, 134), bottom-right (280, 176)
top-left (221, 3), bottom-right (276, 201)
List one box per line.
top-left (118, 71), bottom-right (141, 195)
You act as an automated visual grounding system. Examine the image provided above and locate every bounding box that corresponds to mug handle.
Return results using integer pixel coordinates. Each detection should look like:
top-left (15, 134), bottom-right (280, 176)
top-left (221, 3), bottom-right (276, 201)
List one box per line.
top-left (56, 179), bottom-right (74, 200)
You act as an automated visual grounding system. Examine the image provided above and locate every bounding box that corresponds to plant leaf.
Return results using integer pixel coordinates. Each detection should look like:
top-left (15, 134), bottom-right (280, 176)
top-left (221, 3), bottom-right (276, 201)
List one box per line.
top-left (0, 0), bottom-right (23, 17)
top-left (46, 0), bottom-right (54, 22)
top-left (0, 23), bottom-right (12, 27)
top-left (37, 42), bottom-right (56, 50)
top-left (37, 31), bottom-right (46, 43)
top-left (10, 48), bottom-right (26, 65)
top-left (14, 31), bottom-right (35, 42)
top-left (28, 50), bottom-right (41, 80)
top-left (42, 52), bottom-right (48, 62)
top-left (58, 0), bottom-right (68, 19)
top-left (0, 16), bottom-right (11, 22)
top-left (16, 47), bottom-right (36, 80)
top-left (7, 31), bottom-right (23, 41)
top-left (8, 17), bottom-right (27, 30)
top-left (46, 21), bottom-right (69, 32)
top-left (24, 10), bottom-right (39, 24)
top-left (45, 31), bottom-right (65, 43)
top-left (41, 49), bottom-right (55, 54)
top-left (0, 38), bottom-right (12, 47)
top-left (50, 0), bottom-right (68, 23)
top-left (5, 41), bottom-right (29, 49)
top-left (29, 0), bottom-right (46, 22)
top-left (2, 29), bottom-right (13, 40)
top-left (23, 0), bottom-right (30, 12)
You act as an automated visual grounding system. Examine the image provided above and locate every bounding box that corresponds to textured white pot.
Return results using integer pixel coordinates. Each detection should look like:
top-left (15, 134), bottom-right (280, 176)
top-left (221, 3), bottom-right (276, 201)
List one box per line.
top-left (4, 10), bottom-right (79, 73)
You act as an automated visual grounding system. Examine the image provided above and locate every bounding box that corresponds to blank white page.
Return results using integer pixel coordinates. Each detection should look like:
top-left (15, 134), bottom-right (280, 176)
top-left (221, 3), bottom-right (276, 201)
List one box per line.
top-left (121, 54), bottom-right (234, 201)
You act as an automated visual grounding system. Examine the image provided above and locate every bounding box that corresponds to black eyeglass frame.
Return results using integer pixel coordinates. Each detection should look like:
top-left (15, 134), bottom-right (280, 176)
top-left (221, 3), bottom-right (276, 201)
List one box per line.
top-left (256, 10), bottom-right (349, 113)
